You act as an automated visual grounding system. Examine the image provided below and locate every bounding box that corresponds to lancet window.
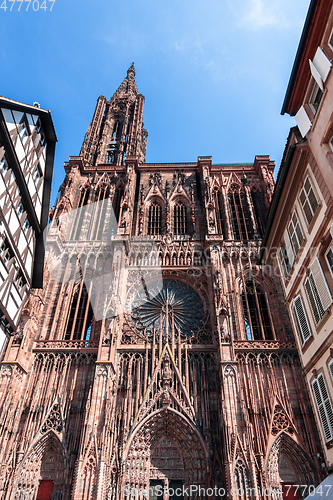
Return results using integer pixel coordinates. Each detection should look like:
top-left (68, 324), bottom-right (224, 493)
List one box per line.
top-left (147, 201), bottom-right (162, 235)
top-left (228, 189), bottom-right (254, 240)
top-left (70, 184), bottom-right (123, 241)
top-left (214, 190), bottom-right (227, 238)
top-left (87, 188), bottom-right (109, 240)
top-left (112, 186), bottom-right (123, 223)
top-left (241, 279), bottom-right (274, 341)
top-left (65, 283), bottom-right (94, 341)
top-left (233, 459), bottom-right (250, 500)
top-left (174, 201), bottom-right (187, 235)
top-left (251, 191), bottom-right (265, 238)
top-left (72, 189), bottom-right (90, 240)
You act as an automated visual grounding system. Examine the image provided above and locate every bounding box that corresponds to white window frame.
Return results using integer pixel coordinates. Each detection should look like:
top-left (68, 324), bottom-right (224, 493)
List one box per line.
top-left (279, 245), bottom-right (291, 278)
top-left (292, 294), bottom-right (312, 345)
top-left (325, 241), bottom-right (333, 279)
top-left (329, 28), bottom-right (333, 50)
top-left (329, 133), bottom-right (333, 153)
top-left (329, 359), bottom-right (333, 383)
top-left (309, 81), bottom-right (324, 115)
top-left (305, 258), bottom-right (332, 324)
top-left (312, 373), bottom-right (333, 442)
top-left (287, 210), bottom-right (304, 257)
top-left (298, 175), bottom-right (319, 226)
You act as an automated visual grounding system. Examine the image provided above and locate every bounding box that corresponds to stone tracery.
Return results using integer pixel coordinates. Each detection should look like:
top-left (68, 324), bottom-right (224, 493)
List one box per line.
top-left (129, 279), bottom-right (205, 340)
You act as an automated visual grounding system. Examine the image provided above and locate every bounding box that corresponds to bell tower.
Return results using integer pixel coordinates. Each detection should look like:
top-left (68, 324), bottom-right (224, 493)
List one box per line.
top-left (80, 63), bottom-right (148, 166)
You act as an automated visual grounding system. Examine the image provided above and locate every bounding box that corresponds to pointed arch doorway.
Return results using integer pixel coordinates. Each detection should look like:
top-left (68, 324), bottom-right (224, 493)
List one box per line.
top-left (266, 432), bottom-right (318, 500)
top-left (122, 408), bottom-right (210, 499)
top-left (12, 430), bottom-right (66, 500)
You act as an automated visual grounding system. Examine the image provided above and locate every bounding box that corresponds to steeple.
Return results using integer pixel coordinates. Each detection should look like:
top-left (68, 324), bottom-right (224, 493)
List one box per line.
top-left (112, 62), bottom-right (138, 99)
top-left (80, 65), bottom-right (148, 166)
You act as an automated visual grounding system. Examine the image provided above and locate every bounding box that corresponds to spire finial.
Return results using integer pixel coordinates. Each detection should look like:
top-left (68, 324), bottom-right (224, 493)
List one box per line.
top-left (127, 62), bottom-right (135, 77)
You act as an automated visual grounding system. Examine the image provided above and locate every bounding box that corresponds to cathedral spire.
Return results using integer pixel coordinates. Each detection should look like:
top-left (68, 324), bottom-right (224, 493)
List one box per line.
top-left (112, 62), bottom-right (139, 99)
top-left (80, 65), bottom-right (147, 166)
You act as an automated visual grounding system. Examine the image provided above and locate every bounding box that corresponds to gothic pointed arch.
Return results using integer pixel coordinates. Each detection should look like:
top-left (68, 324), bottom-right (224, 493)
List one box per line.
top-left (169, 172), bottom-right (191, 204)
top-left (12, 430), bottom-right (67, 500)
top-left (145, 175), bottom-right (166, 204)
top-left (122, 407), bottom-right (210, 493)
top-left (233, 457), bottom-right (252, 500)
top-left (95, 172), bottom-right (111, 191)
top-left (211, 175), bottom-right (221, 193)
top-left (265, 432), bottom-right (317, 495)
top-left (39, 398), bottom-right (64, 436)
top-left (233, 434), bottom-right (249, 465)
top-left (270, 397), bottom-right (297, 437)
top-left (225, 172), bottom-right (242, 192)
top-left (133, 344), bottom-right (195, 426)
top-left (78, 435), bottom-right (99, 500)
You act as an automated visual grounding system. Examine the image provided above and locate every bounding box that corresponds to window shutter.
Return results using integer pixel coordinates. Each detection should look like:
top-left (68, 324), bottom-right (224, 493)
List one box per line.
top-left (306, 179), bottom-right (319, 216)
top-left (309, 59), bottom-right (324, 91)
top-left (305, 275), bottom-right (324, 323)
top-left (299, 177), bottom-right (318, 226)
top-left (310, 258), bottom-right (332, 312)
top-left (295, 106), bottom-right (312, 137)
top-left (313, 47), bottom-right (332, 83)
top-left (312, 375), bottom-right (333, 442)
top-left (288, 211), bottom-right (304, 256)
top-left (292, 295), bottom-right (311, 344)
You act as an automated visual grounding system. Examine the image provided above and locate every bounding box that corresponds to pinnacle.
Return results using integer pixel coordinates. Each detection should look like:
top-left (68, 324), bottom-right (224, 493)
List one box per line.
top-left (127, 62), bottom-right (135, 76)
top-left (111, 63), bottom-right (138, 100)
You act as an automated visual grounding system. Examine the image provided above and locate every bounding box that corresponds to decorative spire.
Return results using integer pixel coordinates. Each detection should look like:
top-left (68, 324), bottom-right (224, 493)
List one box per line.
top-left (127, 62), bottom-right (135, 77)
top-left (112, 63), bottom-right (138, 99)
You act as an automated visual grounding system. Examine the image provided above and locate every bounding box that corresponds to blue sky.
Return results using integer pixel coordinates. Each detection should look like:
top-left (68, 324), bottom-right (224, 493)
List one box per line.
top-left (1, 0), bottom-right (309, 205)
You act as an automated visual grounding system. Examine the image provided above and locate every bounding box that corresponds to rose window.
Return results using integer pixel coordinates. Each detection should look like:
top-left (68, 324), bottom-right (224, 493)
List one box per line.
top-left (129, 280), bottom-right (205, 340)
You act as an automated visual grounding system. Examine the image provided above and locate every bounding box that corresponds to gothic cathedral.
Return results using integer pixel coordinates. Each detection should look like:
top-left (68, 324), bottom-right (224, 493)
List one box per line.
top-left (0, 66), bottom-right (323, 499)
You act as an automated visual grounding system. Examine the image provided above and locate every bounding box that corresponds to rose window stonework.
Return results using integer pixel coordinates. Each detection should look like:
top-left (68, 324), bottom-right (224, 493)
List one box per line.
top-left (129, 280), bottom-right (205, 340)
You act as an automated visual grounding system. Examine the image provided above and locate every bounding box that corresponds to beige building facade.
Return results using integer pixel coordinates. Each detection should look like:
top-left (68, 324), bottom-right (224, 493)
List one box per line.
top-left (261, 0), bottom-right (333, 476)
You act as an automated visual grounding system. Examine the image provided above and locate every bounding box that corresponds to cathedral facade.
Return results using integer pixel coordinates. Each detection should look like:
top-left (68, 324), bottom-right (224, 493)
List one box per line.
top-left (0, 66), bottom-right (324, 499)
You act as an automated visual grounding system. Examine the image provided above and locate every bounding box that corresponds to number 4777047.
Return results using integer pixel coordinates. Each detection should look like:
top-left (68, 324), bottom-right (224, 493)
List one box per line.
top-left (0, 0), bottom-right (56, 11)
